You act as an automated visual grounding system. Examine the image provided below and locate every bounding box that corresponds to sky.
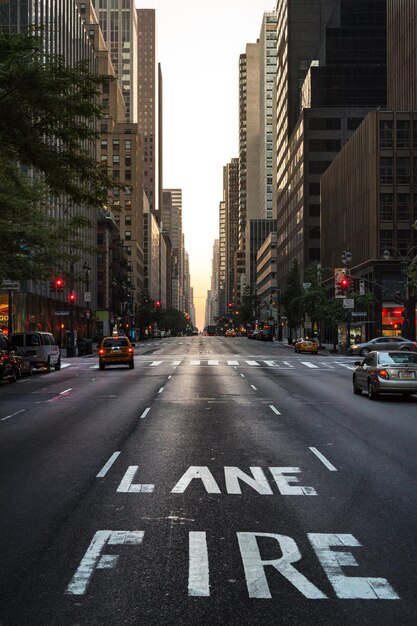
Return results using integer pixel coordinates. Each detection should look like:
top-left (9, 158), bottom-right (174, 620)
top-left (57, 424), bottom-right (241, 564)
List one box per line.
top-left (135, 0), bottom-right (274, 329)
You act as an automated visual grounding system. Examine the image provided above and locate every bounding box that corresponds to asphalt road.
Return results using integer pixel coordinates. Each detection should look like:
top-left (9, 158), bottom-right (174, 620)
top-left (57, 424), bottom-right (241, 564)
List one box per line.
top-left (0, 336), bottom-right (416, 625)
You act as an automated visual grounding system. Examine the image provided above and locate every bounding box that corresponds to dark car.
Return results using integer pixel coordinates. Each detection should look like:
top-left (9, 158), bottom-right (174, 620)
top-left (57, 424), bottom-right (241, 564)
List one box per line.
top-left (0, 331), bottom-right (18, 384)
top-left (247, 329), bottom-right (260, 340)
top-left (12, 346), bottom-right (33, 377)
top-left (348, 336), bottom-right (417, 356)
top-left (257, 329), bottom-right (273, 341)
top-left (353, 350), bottom-right (417, 399)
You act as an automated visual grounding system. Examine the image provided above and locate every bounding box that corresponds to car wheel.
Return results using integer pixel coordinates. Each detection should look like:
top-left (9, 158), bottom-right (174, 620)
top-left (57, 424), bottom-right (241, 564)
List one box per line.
top-left (99, 363), bottom-right (105, 370)
top-left (353, 377), bottom-right (362, 395)
top-left (8, 368), bottom-right (17, 383)
top-left (54, 358), bottom-right (61, 371)
top-left (367, 381), bottom-right (379, 400)
top-left (400, 347), bottom-right (410, 351)
top-left (360, 348), bottom-right (370, 357)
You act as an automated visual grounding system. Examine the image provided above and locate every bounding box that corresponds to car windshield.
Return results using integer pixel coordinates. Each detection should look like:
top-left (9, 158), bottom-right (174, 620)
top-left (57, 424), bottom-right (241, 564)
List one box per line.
top-left (103, 338), bottom-right (129, 348)
top-left (379, 352), bottom-right (417, 365)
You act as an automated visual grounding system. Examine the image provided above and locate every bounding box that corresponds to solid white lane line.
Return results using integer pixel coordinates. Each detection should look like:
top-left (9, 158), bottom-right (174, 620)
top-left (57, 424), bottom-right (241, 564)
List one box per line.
top-left (251, 385), bottom-right (257, 391)
top-left (1, 409), bottom-right (25, 422)
top-left (158, 387), bottom-right (164, 394)
top-left (150, 361), bottom-right (162, 367)
top-left (227, 360), bottom-right (239, 366)
top-left (96, 451), bottom-right (121, 478)
top-left (301, 362), bottom-right (319, 369)
top-left (59, 388), bottom-right (73, 395)
top-left (269, 405), bottom-right (281, 415)
top-left (246, 361), bottom-right (260, 366)
top-left (140, 407), bottom-right (151, 419)
top-left (309, 447), bottom-right (338, 471)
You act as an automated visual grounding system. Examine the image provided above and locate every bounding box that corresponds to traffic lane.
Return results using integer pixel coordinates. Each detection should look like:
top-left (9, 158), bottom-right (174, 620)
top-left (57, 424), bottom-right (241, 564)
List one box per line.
top-left (236, 362), bottom-right (417, 606)
top-left (0, 364), bottom-right (405, 625)
top-left (0, 359), bottom-right (173, 602)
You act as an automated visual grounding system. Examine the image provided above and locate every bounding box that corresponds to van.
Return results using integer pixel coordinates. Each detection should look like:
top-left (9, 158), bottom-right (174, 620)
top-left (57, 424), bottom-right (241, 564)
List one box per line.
top-left (10, 331), bottom-right (61, 371)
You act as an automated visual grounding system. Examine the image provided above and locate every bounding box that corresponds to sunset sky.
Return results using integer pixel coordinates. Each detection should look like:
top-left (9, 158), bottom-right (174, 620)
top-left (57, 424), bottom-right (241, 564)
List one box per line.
top-left (136, 0), bottom-right (274, 328)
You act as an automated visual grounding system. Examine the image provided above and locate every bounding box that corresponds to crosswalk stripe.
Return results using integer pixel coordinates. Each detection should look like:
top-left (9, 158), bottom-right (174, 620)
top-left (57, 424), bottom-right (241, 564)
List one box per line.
top-left (207, 360), bottom-right (219, 365)
top-left (227, 360), bottom-right (239, 365)
top-left (190, 360), bottom-right (201, 365)
top-left (245, 361), bottom-right (260, 366)
top-left (150, 361), bottom-right (162, 367)
top-left (172, 360), bottom-right (182, 366)
top-left (300, 361), bottom-right (319, 369)
top-left (264, 361), bottom-right (277, 367)
top-left (282, 361), bottom-right (295, 368)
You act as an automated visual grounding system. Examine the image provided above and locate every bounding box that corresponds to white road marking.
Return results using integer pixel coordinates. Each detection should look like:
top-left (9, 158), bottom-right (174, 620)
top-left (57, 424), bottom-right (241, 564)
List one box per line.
top-left (269, 405), bottom-right (281, 415)
top-left (190, 360), bottom-right (201, 365)
top-left (251, 385), bottom-right (257, 391)
top-left (158, 387), bottom-right (164, 394)
top-left (283, 361), bottom-right (294, 368)
top-left (96, 452), bottom-right (121, 478)
top-left (140, 407), bottom-right (151, 419)
top-left (301, 362), bottom-right (319, 369)
top-left (168, 375), bottom-right (172, 380)
top-left (172, 360), bottom-right (182, 366)
top-left (246, 360), bottom-right (260, 366)
top-left (150, 361), bottom-right (162, 367)
top-left (264, 361), bottom-right (277, 367)
top-left (309, 447), bottom-right (338, 471)
top-left (59, 388), bottom-right (73, 395)
top-left (240, 373), bottom-right (245, 378)
top-left (207, 360), bottom-right (219, 365)
top-left (117, 466), bottom-right (155, 493)
top-left (227, 360), bottom-right (239, 365)
top-left (1, 409), bottom-right (25, 422)
top-left (188, 532), bottom-right (210, 596)
top-left (337, 363), bottom-right (356, 370)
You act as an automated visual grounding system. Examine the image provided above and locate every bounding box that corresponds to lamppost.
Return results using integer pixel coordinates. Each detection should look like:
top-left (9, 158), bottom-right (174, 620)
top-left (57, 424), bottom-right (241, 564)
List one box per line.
top-left (382, 246), bottom-right (417, 340)
top-left (83, 262), bottom-right (91, 340)
top-left (341, 249), bottom-right (353, 351)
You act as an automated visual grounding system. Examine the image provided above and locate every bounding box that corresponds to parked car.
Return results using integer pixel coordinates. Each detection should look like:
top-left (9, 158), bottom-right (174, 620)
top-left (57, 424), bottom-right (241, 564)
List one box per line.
top-left (247, 329), bottom-right (260, 340)
top-left (9, 331), bottom-right (61, 371)
top-left (348, 336), bottom-right (417, 356)
top-left (294, 338), bottom-right (319, 354)
top-left (98, 335), bottom-right (134, 370)
top-left (353, 350), bottom-right (417, 399)
top-left (12, 346), bottom-right (33, 378)
top-left (0, 331), bottom-right (18, 384)
top-left (258, 329), bottom-right (273, 341)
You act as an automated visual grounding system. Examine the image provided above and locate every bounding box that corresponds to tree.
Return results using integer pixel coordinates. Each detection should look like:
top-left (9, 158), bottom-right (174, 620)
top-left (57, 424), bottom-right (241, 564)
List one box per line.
top-left (239, 284), bottom-right (260, 327)
top-left (281, 260), bottom-right (304, 343)
top-left (0, 30), bottom-right (118, 281)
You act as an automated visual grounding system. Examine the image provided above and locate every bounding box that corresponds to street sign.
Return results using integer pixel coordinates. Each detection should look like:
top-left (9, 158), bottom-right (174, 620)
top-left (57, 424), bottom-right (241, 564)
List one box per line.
top-left (352, 311), bottom-right (367, 317)
top-left (303, 283), bottom-right (312, 290)
top-left (343, 298), bottom-right (355, 309)
top-left (0, 280), bottom-right (20, 291)
top-left (84, 291), bottom-right (91, 303)
top-left (55, 310), bottom-right (70, 316)
top-left (359, 280), bottom-right (365, 295)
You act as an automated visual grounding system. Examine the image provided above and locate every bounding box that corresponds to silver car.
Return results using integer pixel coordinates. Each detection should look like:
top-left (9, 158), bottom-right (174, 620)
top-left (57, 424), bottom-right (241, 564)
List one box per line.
top-left (353, 350), bottom-right (417, 399)
top-left (348, 336), bottom-right (417, 356)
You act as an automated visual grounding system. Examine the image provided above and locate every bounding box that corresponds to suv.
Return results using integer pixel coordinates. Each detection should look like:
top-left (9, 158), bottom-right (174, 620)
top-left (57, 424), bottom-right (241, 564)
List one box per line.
top-left (98, 335), bottom-right (134, 370)
top-left (348, 336), bottom-right (417, 356)
top-left (0, 331), bottom-right (18, 384)
top-left (10, 331), bottom-right (61, 371)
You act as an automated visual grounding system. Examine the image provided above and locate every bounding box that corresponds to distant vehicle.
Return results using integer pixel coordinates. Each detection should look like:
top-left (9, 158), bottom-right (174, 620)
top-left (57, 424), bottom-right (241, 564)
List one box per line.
top-left (257, 329), bottom-right (273, 341)
top-left (294, 338), bottom-right (319, 354)
top-left (247, 329), bottom-right (260, 340)
top-left (353, 350), bottom-right (417, 399)
top-left (98, 335), bottom-right (134, 370)
top-left (348, 336), bottom-right (417, 356)
top-left (204, 325), bottom-right (217, 336)
top-left (225, 328), bottom-right (236, 337)
top-left (152, 330), bottom-right (162, 339)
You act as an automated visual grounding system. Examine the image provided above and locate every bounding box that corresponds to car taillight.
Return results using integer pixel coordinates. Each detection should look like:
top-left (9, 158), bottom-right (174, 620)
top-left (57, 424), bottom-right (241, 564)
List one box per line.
top-left (128, 347), bottom-right (133, 353)
top-left (98, 348), bottom-right (104, 355)
top-left (378, 369), bottom-right (389, 379)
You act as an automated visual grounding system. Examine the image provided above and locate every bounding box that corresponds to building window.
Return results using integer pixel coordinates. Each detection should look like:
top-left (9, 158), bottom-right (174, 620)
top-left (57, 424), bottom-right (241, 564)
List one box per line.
top-left (100, 140), bottom-right (108, 150)
top-left (125, 230), bottom-right (132, 241)
top-left (379, 157), bottom-right (393, 184)
top-left (347, 118), bottom-right (363, 131)
top-left (309, 183), bottom-right (320, 195)
top-left (308, 226), bottom-right (320, 239)
top-left (396, 120), bottom-right (410, 148)
top-left (396, 157), bottom-right (410, 185)
top-left (380, 230), bottom-right (393, 250)
top-left (309, 204), bottom-right (320, 217)
top-left (396, 194), bottom-right (411, 222)
top-left (113, 140), bottom-right (120, 151)
top-left (379, 193), bottom-right (393, 220)
top-left (125, 215), bottom-right (131, 225)
top-left (125, 140), bottom-right (131, 150)
top-left (379, 120), bottom-right (393, 148)
top-left (309, 161), bottom-right (331, 175)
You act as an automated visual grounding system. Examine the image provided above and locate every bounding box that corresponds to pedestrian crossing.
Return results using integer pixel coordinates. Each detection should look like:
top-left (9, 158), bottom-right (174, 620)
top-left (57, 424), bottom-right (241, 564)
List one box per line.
top-left (87, 358), bottom-right (356, 371)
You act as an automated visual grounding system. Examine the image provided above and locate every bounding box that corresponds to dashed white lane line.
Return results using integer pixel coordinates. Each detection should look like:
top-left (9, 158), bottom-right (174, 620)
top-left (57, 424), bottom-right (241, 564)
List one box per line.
top-left (240, 373), bottom-right (245, 378)
top-left (301, 362), bottom-right (319, 369)
top-left (59, 388), bottom-right (73, 395)
top-left (158, 387), bottom-right (164, 394)
top-left (269, 405), bottom-right (281, 415)
top-left (309, 447), bottom-right (338, 471)
top-left (251, 385), bottom-right (257, 391)
top-left (1, 409), bottom-right (25, 422)
top-left (96, 451), bottom-right (121, 478)
top-left (140, 407), bottom-right (151, 419)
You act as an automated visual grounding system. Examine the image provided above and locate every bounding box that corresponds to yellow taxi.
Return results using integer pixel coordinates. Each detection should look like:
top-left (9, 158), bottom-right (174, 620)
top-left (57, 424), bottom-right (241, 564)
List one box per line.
top-left (294, 338), bottom-right (319, 354)
top-left (98, 335), bottom-right (134, 370)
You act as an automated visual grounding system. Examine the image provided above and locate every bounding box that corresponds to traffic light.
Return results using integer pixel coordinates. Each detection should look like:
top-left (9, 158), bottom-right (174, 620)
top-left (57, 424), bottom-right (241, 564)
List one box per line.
top-left (154, 300), bottom-right (161, 308)
top-left (69, 292), bottom-right (76, 303)
top-left (228, 302), bottom-right (234, 310)
top-left (55, 277), bottom-right (64, 291)
top-left (340, 277), bottom-right (350, 293)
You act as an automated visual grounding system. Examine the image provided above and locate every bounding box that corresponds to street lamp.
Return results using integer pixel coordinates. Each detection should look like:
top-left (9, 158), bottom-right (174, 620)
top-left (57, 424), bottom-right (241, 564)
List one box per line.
top-left (341, 249), bottom-right (353, 351)
top-left (382, 246), bottom-right (417, 340)
top-left (83, 262), bottom-right (92, 340)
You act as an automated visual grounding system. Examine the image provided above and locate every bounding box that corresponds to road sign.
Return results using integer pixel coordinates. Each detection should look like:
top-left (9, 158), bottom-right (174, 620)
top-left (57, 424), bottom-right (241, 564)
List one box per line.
top-left (84, 291), bottom-right (91, 303)
top-left (303, 283), bottom-right (312, 290)
top-left (0, 280), bottom-right (20, 291)
top-left (359, 280), bottom-right (365, 295)
top-left (55, 310), bottom-right (70, 316)
top-left (352, 311), bottom-right (367, 317)
top-left (343, 298), bottom-right (355, 309)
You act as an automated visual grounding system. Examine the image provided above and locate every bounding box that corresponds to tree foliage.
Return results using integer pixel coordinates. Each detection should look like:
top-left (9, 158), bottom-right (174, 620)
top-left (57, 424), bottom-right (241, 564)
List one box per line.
top-left (281, 260), bottom-right (304, 341)
top-left (0, 30), bottom-right (117, 281)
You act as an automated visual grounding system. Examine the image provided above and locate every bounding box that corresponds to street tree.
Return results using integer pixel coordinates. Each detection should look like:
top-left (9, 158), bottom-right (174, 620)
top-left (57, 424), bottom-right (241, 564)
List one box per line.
top-left (0, 30), bottom-right (118, 281)
top-left (281, 260), bottom-right (304, 343)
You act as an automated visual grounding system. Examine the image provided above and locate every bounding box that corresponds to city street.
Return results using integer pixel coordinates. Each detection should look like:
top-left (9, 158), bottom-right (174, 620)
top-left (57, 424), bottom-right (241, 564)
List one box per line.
top-left (1, 336), bottom-right (417, 625)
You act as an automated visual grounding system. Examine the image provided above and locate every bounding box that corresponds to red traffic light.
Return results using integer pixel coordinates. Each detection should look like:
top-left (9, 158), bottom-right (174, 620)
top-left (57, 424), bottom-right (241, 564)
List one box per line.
top-left (55, 278), bottom-right (64, 288)
top-left (341, 278), bottom-right (349, 288)
top-left (228, 302), bottom-right (233, 309)
top-left (69, 292), bottom-right (76, 302)
top-left (154, 300), bottom-right (161, 308)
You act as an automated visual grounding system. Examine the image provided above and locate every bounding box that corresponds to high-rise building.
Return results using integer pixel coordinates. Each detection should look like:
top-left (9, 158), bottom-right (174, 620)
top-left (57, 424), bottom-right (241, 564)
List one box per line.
top-left (224, 159), bottom-right (239, 311)
top-left (162, 190), bottom-right (183, 311)
top-left (137, 9), bottom-right (162, 218)
top-left (93, 0), bottom-right (138, 123)
top-left (387, 0), bottom-right (417, 109)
